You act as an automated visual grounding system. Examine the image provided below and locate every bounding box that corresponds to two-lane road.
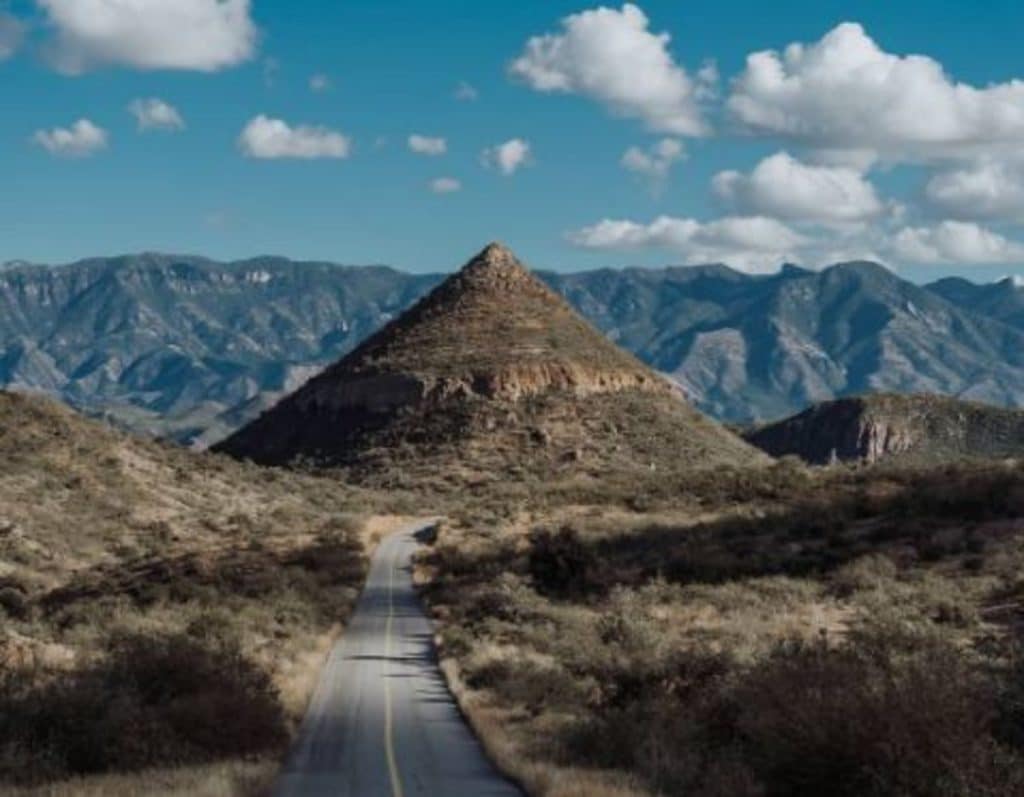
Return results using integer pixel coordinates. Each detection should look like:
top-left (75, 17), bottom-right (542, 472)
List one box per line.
top-left (273, 522), bottom-right (523, 797)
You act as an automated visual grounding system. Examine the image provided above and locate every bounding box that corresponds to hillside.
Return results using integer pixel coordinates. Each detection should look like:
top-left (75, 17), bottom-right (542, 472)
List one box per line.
top-left (4, 253), bottom-right (1024, 440)
top-left (745, 393), bottom-right (1024, 464)
top-left (0, 389), bottom-right (403, 793)
top-left (216, 243), bottom-right (761, 478)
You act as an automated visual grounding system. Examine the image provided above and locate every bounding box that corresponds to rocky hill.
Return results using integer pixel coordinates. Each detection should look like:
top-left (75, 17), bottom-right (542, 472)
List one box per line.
top-left (215, 243), bottom-right (760, 478)
top-left (745, 393), bottom-right (1024, 465)
top-left (4, 253), bottom-right (1024, 442)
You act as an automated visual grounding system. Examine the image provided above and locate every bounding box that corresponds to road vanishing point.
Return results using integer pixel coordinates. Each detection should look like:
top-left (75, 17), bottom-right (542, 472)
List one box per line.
top-left (273, 522), bottom-right (524, 797)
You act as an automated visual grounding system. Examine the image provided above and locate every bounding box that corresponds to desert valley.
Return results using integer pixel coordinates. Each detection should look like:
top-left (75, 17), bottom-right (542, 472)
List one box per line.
top-left (6, 1), bottom-right (1024, 795)
top-left (3, 243), bottom-right (1024, 796)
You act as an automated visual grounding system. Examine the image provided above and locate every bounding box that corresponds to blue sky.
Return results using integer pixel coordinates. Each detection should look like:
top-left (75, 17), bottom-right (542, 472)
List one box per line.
top-left (3, 0), bottom-right (1024, 282)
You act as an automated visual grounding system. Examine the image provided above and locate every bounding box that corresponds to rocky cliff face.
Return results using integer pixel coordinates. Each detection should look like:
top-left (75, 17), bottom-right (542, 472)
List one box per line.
top-left (746, 394), bottom-right (1024, 465)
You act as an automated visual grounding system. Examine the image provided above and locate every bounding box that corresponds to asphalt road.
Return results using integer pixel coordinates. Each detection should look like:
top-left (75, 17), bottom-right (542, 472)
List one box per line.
top-left (273, 522), bottom-right (523, 797)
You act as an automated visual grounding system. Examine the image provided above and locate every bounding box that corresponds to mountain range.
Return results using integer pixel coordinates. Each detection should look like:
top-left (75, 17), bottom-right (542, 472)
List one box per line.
top-left (2, 252), bottom-right (1024, 444)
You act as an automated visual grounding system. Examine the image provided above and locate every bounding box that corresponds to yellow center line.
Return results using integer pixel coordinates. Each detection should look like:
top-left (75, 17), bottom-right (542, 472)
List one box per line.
top-left (384, 556), bottom-right (405, 797)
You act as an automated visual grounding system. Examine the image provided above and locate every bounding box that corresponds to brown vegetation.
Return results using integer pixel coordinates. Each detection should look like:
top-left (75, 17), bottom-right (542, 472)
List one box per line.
top-left (420, 458), bottom-right (1024, 797)
top-left (0, 392), bottom-right (407, 794)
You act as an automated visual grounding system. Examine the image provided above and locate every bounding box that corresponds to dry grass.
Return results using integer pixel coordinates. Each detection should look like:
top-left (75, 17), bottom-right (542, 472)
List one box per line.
top-left (420, 458), bottom-right (1024, 796)
top-left (0, 392), bottom-right (427, 791)
top-left (0, 760), bottom-right (275, 797)
top-left (9, 387), bottom-right (1024, 795)
top-left (439, 658), bottom-right (648, 797)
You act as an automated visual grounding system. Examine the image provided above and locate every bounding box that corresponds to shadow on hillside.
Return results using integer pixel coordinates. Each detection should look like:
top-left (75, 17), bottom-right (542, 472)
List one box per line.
top-left (424, 461), bottom-right (1024, 606)
top-left (571, 462), bottom-right (1024, 594)
top-left (40, 531), bottom-right (366, 625)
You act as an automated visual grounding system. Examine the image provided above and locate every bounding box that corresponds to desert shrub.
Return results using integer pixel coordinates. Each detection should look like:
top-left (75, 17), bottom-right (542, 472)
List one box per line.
top-left (728, 630), bottom-right (1020, 797)
top-left (0, 629), bottom-right (286, 784)
top-left (467, 656), bottom-right (583, 713)
top-left (0, 586), bottom-right (29, 620)
top-left (569, 627), bottom-right (1024, 797)
top-left (528, 526), bottom-right (596, 598)
top-left (829, 554), bottom-right (899, 597)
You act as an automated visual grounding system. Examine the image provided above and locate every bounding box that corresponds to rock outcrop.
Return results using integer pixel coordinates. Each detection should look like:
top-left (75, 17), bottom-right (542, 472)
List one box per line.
top-left (746, 393), bottom-right (1024, 465)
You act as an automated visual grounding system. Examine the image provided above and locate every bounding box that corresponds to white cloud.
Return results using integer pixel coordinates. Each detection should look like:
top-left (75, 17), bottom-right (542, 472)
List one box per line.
top-left (430, 177), bottom-right (461, 194)
top-left (509, 3), bottom-right (708, 136)
top-left (569, 211), bottom-right (1024, 271)
top-left (38, 0), bottom-right (257, 74)
top-left (713, 152), bottom-right (884, 224)
top-left (33, 119), bottom-right (108, 157)
top-left (924, 161), bottom-right (1024, 222)
top-left (454, 80), bottom-right (478, 101)
top-left (482, 138), bottom-right (532, 175)
top-left (128, 98), bottom-right (185, 131)
top-left (621, 138), bottom-right (685, 184)
top-left (238, 115), bottom-right (351, 160)
top-left (728, 22), bottom-right (1024, 163)
top-left (408, 134), bottom-right (447, 156)
top-left (568, 215), bottom-right (809, 273)
top-left (309, 73), bottom-right (332, 92)
top-left (886, 221), bottom-right (1024, 265)
top-left (0, 13), bottom-right (24, 61)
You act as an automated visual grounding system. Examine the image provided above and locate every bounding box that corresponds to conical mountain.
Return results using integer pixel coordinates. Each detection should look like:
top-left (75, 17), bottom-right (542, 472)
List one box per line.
top-left (216, 243), bottom-right (762, 475)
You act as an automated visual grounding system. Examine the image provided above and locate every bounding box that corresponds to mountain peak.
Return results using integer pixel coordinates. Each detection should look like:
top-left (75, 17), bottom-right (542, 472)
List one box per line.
top-left (216, 243), bottom-right (761, 474)
top-left (458, 241), bottom-right (534, 289)
top-left (826, 260), bottom-right (893, 278)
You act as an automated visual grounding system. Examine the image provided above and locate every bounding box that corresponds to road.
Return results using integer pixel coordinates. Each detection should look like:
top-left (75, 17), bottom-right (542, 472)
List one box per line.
top-left (273, 522), bottom-right (523, 797)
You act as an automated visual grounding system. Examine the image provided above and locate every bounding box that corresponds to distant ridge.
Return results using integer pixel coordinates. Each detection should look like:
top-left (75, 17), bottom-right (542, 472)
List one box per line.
top-left (215, 243), bottom-right (761, 476)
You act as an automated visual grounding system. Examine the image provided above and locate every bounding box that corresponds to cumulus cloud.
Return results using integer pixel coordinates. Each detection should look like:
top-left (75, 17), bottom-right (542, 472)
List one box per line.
top-left (33, 119), bottom-right (108, 157)
top-left (568, 209), bottom-right (1024, 271)
top-left (713, 152), bottom-right (884, 224)
top-left (408, 134), bottom-right (447, 156)
top-left (0, 13), bottom-right (24, 61)
top-left (727, 22), bottom-right (1024, 163)
top-left (621, 138), bottom-right (685, 184)
top-left (454, 80), bottom-right (479, 101)
top-left (129, 98), bottom-right (185, 131)
top-left (482, 138), bottom-right (532, 175)
top-left (568, 215), bottom-right (809, 273)
top-left (37, 0), bottom-right (257, 74)
top-left (509, 3), bottom-right (708, 136)
top-left (886, 221), bottom-right (1024, 265)
top-left (309, 73), bottom-right (331, 92)
top-left (238, 115), bottom-right (351, 159)
top-left (924, 161), bottom-right (1024, 222)
top-left (430, 177), bottom-right (461, 194)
